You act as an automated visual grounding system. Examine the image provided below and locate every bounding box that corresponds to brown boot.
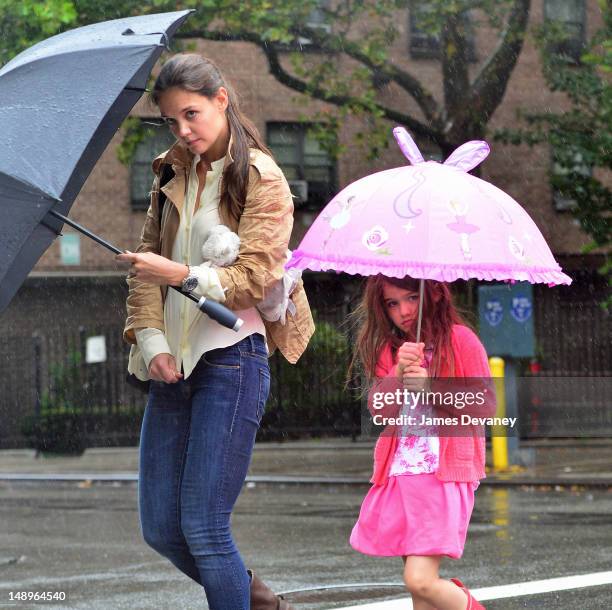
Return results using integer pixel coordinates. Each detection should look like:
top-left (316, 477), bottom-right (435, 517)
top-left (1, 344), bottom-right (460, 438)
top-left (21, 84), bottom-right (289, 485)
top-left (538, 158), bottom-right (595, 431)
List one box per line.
top-left (248, 569), bottom-right (295, 610)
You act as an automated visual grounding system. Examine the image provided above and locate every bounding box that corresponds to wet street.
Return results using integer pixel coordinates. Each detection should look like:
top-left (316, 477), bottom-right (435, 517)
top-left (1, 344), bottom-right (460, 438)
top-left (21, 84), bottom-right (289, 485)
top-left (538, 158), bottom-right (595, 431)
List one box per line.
top-left (1, 481), bottom-right (611, 609)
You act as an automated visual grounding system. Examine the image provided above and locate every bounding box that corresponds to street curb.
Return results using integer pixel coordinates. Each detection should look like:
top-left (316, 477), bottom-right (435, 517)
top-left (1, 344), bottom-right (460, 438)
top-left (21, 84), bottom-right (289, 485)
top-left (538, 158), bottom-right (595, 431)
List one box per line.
top-left (1, 473), bottom-right (611, 488)
top-left (2, 438), bottom-right (612, 459)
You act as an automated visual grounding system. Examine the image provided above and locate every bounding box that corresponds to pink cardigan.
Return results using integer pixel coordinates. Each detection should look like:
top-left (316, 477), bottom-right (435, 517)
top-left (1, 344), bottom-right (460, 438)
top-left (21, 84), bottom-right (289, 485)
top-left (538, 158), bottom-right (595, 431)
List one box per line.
top-left (370, 325), bottom-right (494, 485)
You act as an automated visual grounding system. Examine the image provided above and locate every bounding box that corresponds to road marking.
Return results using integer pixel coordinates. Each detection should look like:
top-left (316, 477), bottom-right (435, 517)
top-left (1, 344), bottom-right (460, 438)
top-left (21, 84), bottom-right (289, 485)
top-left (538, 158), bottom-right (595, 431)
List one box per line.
top-left (336, 570), bottom-right (612, 609)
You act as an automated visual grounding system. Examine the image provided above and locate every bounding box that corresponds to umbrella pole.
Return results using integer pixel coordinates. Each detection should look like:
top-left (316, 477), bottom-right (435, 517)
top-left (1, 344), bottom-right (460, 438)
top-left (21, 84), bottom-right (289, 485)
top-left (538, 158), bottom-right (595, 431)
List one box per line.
top-left (47, 209), bottom-right (123, 255)
top-left (43, 210), bottom-right (243, 331)
top-left (415, 278), bottom-right (424, 344)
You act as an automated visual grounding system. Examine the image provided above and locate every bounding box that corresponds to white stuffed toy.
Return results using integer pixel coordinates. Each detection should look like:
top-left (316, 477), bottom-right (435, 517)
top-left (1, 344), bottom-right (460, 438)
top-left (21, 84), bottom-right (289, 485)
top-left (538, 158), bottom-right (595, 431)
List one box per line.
top-left (200, 225), bottom-right (241, 267)
top-left (200, 225), bottom-right (300, 324)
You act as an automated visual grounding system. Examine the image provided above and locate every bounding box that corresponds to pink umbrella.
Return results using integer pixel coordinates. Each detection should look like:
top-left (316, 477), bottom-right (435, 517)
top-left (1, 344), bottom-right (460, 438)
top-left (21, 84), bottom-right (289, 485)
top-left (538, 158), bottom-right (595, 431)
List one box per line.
top-left (287, 127), bottom-right (571, 340)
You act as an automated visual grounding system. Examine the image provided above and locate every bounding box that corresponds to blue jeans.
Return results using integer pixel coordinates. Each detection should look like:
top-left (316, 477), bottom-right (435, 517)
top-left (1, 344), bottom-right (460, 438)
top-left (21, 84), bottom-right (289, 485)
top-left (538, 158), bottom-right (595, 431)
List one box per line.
top-left (139, 333), bottom-right (270, 610)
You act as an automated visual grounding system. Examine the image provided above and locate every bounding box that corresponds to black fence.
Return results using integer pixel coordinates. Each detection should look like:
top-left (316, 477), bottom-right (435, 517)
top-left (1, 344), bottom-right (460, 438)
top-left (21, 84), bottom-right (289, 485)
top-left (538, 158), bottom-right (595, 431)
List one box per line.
top-left (0, 303), bottom-right (362, 452)
top-left (1, 274), bottom-right (609, 451)
top-left (518, 376), bottom-right (612, 438)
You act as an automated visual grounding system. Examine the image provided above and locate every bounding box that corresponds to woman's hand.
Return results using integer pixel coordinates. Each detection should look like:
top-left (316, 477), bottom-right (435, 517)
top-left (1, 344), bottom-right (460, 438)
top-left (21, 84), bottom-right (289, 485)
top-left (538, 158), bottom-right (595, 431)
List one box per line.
top-left (149, 353), bottom-right (183, 384)
top-left (116, 251), bottom-right (188, 286)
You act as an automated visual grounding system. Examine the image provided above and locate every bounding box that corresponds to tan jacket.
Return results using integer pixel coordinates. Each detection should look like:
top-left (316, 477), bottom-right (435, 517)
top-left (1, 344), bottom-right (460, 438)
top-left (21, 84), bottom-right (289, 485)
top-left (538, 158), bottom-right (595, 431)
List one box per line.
top-left (123, 140), bottom-right (315, 365)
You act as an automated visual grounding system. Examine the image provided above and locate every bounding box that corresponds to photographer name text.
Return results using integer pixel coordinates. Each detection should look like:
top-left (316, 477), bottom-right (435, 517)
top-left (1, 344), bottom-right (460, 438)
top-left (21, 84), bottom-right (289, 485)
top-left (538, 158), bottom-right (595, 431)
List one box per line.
top-left (372, 413), bottom-right (517, 427)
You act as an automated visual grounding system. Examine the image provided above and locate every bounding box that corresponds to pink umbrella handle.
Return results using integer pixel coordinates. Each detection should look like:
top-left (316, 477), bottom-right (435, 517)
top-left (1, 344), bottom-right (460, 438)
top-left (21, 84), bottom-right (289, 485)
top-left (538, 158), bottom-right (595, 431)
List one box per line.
top-left (444, 141), bottom-right (490, 172)
top-left (393, 127), bottom-right (424, 166)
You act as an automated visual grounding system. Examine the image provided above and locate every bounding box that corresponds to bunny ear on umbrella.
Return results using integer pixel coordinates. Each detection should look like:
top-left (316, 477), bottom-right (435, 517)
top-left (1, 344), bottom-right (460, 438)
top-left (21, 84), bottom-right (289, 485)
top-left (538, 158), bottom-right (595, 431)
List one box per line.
top-left (393, 126), bottom-right (490, 173)
top-left (443, 141), bottom-right (490, 172)
top-left (392, 127), bottom-right (425, 165)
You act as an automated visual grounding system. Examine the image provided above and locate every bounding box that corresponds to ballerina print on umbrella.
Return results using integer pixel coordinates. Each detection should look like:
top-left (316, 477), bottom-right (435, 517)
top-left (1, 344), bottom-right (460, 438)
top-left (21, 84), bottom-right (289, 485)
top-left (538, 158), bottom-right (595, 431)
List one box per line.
top-left (321, 194), bottom-right (360, 249)
top-left (446, 199), bottom-right (480, 261)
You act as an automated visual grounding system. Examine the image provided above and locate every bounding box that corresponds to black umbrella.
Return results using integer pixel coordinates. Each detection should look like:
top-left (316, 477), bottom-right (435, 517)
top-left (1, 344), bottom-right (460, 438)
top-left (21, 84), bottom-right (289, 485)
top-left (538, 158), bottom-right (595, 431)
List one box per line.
top-left (0, 11), bottom-right (242, 331)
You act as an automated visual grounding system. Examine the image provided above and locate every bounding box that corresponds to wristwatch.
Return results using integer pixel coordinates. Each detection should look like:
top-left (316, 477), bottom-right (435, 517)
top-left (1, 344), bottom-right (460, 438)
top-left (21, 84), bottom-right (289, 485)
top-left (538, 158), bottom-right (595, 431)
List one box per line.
top-left (181, 266), bottom-right (199, 293)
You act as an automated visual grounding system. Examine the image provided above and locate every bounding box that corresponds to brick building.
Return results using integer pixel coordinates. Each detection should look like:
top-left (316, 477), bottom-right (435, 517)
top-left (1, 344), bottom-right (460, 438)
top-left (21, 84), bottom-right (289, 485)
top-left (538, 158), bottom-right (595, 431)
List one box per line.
top-left (0, 1), bottom-right (609, 447)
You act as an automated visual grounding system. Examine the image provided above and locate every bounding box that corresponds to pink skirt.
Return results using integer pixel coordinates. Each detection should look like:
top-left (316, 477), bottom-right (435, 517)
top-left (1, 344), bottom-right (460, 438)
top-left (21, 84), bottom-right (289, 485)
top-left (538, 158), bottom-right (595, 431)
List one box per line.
top-left (350, 473), bottom-right (479, 559)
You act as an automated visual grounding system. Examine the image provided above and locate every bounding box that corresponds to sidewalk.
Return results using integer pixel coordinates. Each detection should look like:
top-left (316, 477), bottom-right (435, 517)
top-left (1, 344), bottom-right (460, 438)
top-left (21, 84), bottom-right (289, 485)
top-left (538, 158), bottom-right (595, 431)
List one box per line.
top-left (2, 438), bottom-right (612, 486)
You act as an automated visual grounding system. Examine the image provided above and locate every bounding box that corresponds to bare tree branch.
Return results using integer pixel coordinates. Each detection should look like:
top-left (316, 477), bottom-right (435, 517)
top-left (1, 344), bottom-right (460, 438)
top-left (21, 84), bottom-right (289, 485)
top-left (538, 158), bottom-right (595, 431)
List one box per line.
top-left (441, 12), bottom-right (471, 122)
top-left (178, 0), bottom-right (530, 149)
top-left (176, 29), bottom-right (440, 141)
top-left (460, 0), bottom-right (531, 134)
top-left (287, 24), bottom-right (442, 126)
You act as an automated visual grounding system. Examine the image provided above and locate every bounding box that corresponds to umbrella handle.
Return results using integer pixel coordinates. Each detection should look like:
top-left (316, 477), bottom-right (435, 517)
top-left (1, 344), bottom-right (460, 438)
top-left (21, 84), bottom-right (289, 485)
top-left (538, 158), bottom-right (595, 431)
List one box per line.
top-left (415, 278), bottom-right (424, 344)
top-left (43, 209), bottom-right (244, 332)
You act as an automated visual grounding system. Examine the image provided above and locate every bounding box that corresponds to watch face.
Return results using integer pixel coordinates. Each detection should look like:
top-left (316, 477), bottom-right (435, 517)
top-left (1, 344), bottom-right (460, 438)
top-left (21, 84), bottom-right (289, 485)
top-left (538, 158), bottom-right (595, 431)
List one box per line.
top-left (183, 276), bottom-right (198, 293)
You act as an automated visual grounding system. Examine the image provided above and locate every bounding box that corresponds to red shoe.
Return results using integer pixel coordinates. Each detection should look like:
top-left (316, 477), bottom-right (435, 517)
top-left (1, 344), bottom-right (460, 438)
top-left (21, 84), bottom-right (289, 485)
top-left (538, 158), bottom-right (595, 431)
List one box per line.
top-left (450, 578), bottom-right (486, 610)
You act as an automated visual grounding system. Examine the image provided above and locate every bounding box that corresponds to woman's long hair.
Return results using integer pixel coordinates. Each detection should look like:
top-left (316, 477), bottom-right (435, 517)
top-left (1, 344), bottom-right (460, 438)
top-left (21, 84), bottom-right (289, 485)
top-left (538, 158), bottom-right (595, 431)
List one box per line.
top-left (151, 53), bottom-right (272, 223)
top-left (347, 275), bottom-right (468, 383)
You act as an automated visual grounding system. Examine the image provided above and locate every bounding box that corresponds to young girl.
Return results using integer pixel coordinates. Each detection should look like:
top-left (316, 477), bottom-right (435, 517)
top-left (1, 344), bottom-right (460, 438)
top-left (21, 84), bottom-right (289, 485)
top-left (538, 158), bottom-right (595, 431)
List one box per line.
top-left (348, 275), bottom-right (492, 610)
top-left (118, 53), bottom-right (314, 609)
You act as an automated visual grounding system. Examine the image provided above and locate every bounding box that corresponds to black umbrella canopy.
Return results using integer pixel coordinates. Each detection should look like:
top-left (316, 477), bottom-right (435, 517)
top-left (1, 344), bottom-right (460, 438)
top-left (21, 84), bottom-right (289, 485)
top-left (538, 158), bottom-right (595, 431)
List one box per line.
top-left (0, 10), bottom-right (192, 312)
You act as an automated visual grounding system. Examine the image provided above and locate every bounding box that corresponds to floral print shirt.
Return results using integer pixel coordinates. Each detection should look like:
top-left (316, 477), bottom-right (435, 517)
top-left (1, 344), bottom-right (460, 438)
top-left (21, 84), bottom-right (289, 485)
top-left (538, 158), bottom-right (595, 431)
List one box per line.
top-left (389, 400), bottom-right (439, 476)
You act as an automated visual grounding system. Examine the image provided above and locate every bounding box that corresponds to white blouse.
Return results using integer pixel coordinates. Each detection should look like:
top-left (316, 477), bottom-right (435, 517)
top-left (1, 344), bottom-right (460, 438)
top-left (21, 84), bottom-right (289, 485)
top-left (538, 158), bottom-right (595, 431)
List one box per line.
top-left (135, 154), bottom-right (266, 379)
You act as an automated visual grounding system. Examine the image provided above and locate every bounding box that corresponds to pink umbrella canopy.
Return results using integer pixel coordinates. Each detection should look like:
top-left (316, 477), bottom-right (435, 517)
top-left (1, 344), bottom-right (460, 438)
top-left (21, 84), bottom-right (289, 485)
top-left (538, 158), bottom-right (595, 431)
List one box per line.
top-left (287, 127), bottom-right (571, 287)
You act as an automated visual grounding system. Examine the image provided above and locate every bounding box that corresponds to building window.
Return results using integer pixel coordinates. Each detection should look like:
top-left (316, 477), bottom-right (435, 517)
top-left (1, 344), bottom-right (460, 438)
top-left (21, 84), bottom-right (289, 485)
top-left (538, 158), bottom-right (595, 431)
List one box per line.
top-left (273, 0), bottom-right (331, 50)
top-left (409, 2), bottom-right (476, 61)
top-left (267, 123), bottom-right (336, 212)
top-left (544, 0), bottom-right (586, 63)
top-left (303, 0), bottom-right (331, 37)
top-left (130, 120), bottom-right (176, 211)
top-left (551, 146), bottom-right (591, 211)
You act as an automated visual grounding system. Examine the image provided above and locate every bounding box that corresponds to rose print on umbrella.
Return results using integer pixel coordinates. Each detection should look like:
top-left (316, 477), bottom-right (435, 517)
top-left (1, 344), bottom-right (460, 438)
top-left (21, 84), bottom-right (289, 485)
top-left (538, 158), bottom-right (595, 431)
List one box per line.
top-left (362, 225), bottom-right (392, 255)
top-left (446, 200), bottom-right (480, 261)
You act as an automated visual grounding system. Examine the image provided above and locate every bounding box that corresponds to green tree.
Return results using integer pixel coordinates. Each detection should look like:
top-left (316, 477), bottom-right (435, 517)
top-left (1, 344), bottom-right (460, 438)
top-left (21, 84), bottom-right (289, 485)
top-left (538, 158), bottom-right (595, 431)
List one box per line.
top-left (169, 0), bottom-right (533, 159)
top-left (0, 0), bottom-right (76, 64)
top-left (496, 1), bottom-right (611, 305)
top-left (2, 0), bottom-right (532, 159)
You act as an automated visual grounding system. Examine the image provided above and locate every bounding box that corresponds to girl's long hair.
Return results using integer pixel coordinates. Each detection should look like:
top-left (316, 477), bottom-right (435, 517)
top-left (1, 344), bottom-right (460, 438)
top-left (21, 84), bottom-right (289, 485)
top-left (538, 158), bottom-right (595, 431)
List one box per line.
top-left (347, 275), bottom-right (468, 383)
top-left (151, 53), bottom-right (273, 223)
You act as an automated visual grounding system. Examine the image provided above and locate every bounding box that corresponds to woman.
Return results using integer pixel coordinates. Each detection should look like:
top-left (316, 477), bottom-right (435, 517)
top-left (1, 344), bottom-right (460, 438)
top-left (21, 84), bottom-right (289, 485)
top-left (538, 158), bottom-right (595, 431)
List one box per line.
top-left (118, 53), bottom-right (314, 609)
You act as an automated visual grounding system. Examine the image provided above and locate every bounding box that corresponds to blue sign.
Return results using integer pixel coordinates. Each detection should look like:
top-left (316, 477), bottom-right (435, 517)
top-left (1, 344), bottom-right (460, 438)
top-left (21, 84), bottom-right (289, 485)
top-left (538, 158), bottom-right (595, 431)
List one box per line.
top-left (484, 299), bottom-right (503, 327)
top-left (60, 233), bottom-right (80, 265)
top-left (478, 283), bottom-right (535, 358)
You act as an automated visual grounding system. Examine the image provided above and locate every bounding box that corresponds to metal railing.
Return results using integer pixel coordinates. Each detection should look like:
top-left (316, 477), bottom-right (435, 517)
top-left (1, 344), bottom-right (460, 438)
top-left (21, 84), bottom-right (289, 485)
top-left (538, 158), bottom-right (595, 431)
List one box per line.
top-left (0, 305), bottom-right (361, 450)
